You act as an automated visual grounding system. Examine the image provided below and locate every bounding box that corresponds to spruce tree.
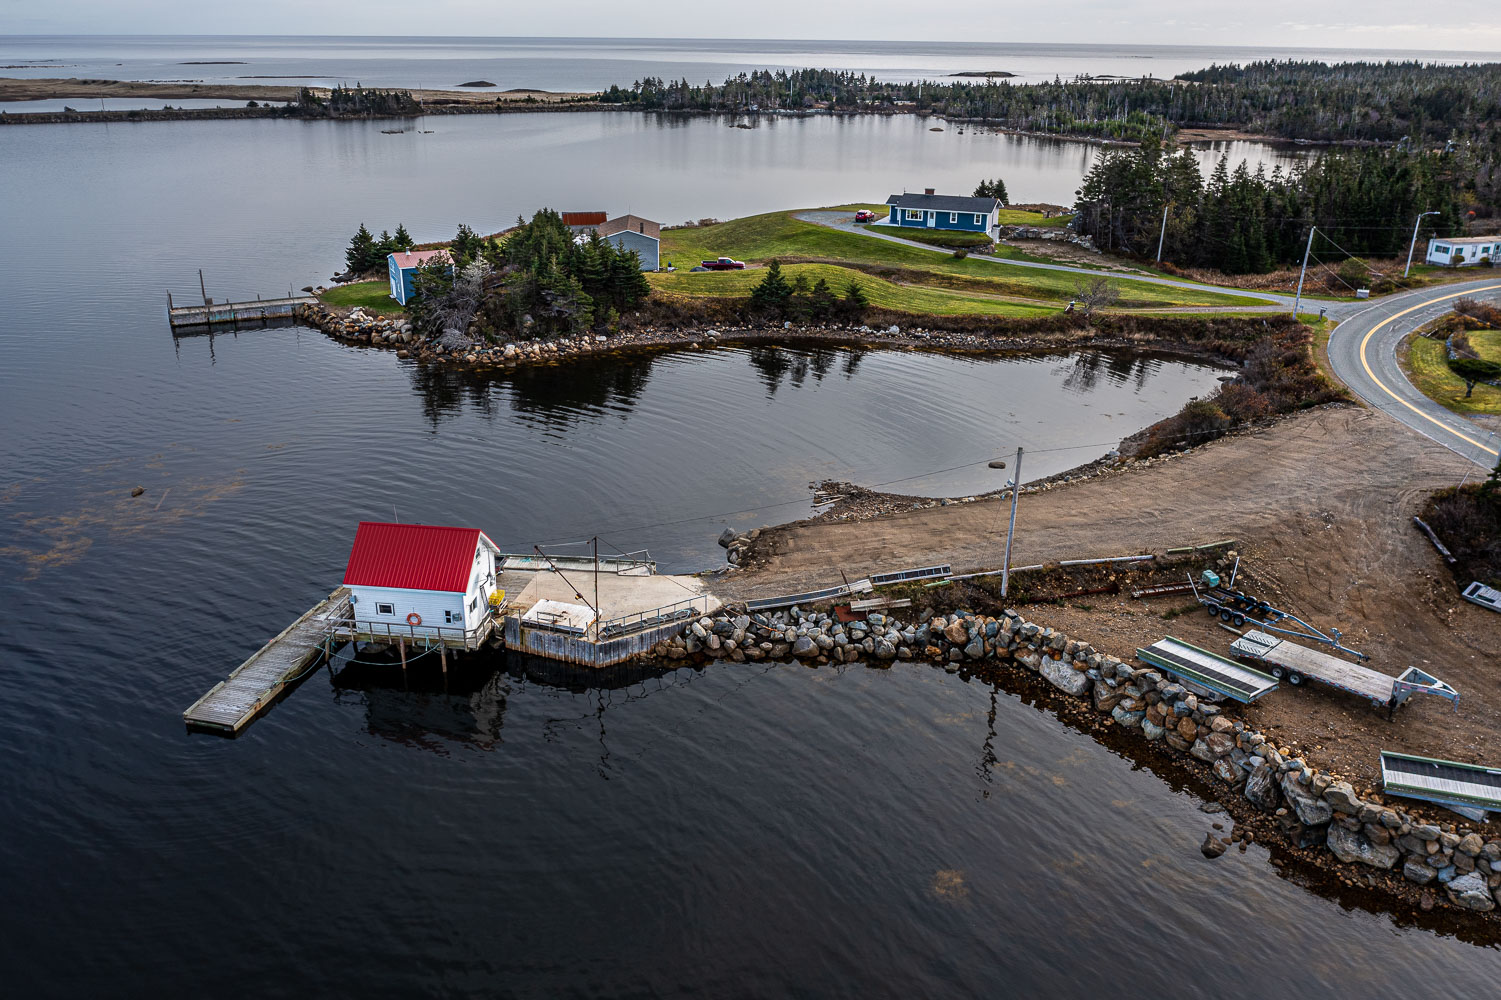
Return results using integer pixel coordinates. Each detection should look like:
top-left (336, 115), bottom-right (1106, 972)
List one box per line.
top-left (842, 279), bottom-right (869, 315)
top-left (346, 223), bottom-right (376, 273)
top-left (749, 260), bottom-right (793, 317)
top-left (393, 223), bottom-right (414, 250)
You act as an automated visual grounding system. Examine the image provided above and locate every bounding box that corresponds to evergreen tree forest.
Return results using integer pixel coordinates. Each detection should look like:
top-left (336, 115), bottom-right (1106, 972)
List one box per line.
top-left (1072, 140), bottom-right (1466, 274)
top-left (596, 62), bottom-right (1501, 147)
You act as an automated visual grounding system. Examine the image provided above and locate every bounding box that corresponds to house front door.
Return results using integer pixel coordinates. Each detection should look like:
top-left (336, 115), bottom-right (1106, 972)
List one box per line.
top-left (927, 211), bottom-right (936, 228)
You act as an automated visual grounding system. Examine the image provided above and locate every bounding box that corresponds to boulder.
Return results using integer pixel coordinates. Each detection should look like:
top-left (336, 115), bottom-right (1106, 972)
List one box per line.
top-left (1403, 857), bottom-right (1437, 885)
top-left (1244, 765), bottom-right (1281, 811)
top-left (1323, 781), bottom-right (1361, 815)
top-left (791, 636), bottom-right (817, 658)
top-left (1111, 705), bottom-right (1146, 728)
top-left (1327, 823), bottom-right (1400, 869)
top-left (1211, 758), bottom-right (1241, 785)
top-left (943, 621), bottom-right (969, 644)
top-left (1280, 772), bottom-right (1333, 826)
top-left (1204, 732), bottom-right (1235, 757)
top-left (1141, 719), bottom-right (1167, 742)
top-left (1444, 872), bottom-right (1497, 912)
top-left (1040, 658), bottom-right (1091, 696)
top-left (1093, 681), bottom-right (1123, 713)
top-left (1201, 833), bottom-right (1228, 859)
top-left (1457, 832), bottom-right (1484, 857)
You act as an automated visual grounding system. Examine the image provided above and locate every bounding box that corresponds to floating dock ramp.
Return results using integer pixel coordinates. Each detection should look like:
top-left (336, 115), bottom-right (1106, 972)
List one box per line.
top-left (1136, 636), bottom-right (1279, 703)
top-left (1380, 751), bottom-right (1501, 821)
top-left (183, 588), bottom-right (350, 734)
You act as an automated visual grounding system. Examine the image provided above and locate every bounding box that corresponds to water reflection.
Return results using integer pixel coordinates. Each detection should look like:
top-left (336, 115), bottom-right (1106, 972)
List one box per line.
top-left (1055, 351), bottom-right (1160, 394)
top-left (745, 343), bottom-right (865, 396)
top-left (404, 351), bottom-right (655, 429)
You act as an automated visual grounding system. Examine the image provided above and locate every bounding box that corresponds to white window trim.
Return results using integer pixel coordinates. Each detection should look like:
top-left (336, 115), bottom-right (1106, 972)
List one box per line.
top-left (375, 602), bottom-right (395, 616)
top-left (974, 213), bottom-right (984, 225)
top-left (949, 212), bottom-right (958, 223)
top-left (905, 208), bottom-right (922, 221)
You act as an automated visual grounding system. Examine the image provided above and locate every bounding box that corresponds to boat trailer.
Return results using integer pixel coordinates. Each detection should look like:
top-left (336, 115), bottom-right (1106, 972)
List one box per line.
top-left (1187, 560), bottom-right (1368, 661)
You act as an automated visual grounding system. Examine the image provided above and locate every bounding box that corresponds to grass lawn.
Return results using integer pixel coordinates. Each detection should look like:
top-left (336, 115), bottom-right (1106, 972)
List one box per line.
top-left (320, 280), bottom-right (404, 315)
top-left (648, 263), bottom-right (1056, 318)
top-left (1403, 330), bottom-right (1501, 415)
top-left (658, 209), bottom-right (1263, 311)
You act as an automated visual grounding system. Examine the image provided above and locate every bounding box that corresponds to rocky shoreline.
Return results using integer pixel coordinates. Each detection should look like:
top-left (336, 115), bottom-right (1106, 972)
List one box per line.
top-left (292, 300), bottom-right (1245, 372)
top-left (636, 575), bottom-right (1501, 924)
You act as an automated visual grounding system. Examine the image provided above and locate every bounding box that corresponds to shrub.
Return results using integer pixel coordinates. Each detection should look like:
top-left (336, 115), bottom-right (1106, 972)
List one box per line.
top-left (953, 248), bottom-right (968, 259)
top-left (1215, 382), bottom-right (1273, 421)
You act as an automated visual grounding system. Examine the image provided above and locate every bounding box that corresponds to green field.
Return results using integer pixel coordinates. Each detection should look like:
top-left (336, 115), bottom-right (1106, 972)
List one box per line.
top-left (656, 209), bottom-right (1265, 313)
top-left (320, 280), bottom-right (405, 315)
top-left (649, 263), bottom-right (1056, 318)
top-left (1404, 330), bottom-right (1501, 415)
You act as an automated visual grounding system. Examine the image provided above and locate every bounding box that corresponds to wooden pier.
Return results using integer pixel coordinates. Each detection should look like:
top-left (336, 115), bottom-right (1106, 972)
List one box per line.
top-left (183, 587), bottom-right (351, 734)
top-left (167, 293), bottom-right (317, 331)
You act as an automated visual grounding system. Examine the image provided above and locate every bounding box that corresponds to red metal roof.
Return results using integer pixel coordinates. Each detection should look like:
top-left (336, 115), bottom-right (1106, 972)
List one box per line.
top-left (562, 211), bottom-right (608, 227)
top-left (342, 522), bottom-right (493, 593)
top-left (389, 249), bottom-right (450, 270)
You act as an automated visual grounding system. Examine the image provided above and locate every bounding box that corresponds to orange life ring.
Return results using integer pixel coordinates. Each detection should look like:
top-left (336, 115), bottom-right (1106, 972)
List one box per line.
top-left (406, 612), bottom-right (422, 626)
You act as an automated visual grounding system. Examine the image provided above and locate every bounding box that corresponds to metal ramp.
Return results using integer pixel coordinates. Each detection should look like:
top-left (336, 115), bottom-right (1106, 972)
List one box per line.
top-left (1137, 636), bottom-right (1279, 703)
top-left (1380, 751), bottom-right (1501, 821)
top-left (869, 564), bottom-right (951, 587)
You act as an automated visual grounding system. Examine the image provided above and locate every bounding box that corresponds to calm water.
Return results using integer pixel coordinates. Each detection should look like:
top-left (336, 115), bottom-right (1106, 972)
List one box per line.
top-left (2, 35), bottom-right (1492, 91)
top-left (1, 96), bottom-right (1498, 995)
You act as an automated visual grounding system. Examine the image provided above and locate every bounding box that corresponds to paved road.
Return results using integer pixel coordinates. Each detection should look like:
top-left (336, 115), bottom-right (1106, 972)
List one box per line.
top-left (1326, 279), bottom-right (1501, 468)
top-left (795, 210), bottom-right (1306, 309)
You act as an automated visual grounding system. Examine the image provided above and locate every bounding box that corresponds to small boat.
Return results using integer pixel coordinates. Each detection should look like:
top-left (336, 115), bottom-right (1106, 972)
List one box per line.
top-left (380, 128), bottom-right (405, 134)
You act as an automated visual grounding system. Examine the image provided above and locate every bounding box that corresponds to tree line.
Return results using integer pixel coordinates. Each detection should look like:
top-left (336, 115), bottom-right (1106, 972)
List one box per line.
top-left (595, 62), bottom-right (1501, 146)
top-left (344, 223), bottom-right (415, 274)
top-left (1072, 140), bottom-right (1466, 274)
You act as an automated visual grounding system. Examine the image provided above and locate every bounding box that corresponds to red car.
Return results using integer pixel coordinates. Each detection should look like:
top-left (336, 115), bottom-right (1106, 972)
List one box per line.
top-left (700, 257), bottom-right (746, 270)
top-left (854, 210), bottom-right (876, 223)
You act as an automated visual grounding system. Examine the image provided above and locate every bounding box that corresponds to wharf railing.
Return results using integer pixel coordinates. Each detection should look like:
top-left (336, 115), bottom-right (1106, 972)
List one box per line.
top-left (331, 612), bottom-right (497, 648)
top-left (597, 596), bottom-right (716, 638)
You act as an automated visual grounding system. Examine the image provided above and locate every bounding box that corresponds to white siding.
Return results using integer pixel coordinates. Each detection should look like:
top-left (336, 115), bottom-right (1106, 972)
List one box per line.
top-left (348, 584), bottom-right (466, 639)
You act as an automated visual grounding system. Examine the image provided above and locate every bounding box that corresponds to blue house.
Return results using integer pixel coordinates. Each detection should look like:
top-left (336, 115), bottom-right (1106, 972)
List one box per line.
top-left (387, 249), bottom-right (451, 306)
top-left (882, 189), bottom-right (999, 233)
top-left (595, 215), bottom-right (661, 271)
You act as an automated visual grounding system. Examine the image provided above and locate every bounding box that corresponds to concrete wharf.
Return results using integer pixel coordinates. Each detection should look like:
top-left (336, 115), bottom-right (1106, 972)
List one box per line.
top-left (182, 587), bottom-right (350, 734)
top-left (167, 293), bottom-right (317, 331)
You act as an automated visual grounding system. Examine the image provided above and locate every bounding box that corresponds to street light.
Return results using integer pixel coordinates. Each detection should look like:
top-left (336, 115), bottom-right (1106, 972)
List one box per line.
top-left (994, 447), bottom-right (1024, 598)
top-left (1405, 211), bottom-right (1441, 278)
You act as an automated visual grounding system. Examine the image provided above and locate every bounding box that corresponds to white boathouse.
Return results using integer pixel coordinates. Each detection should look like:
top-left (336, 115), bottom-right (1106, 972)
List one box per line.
top-left (342, 521), bottom-right (502, 648)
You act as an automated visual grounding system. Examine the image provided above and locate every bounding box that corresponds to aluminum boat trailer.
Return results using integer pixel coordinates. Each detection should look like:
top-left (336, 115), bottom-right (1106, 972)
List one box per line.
top-left (1187, 563), bottom-right (1368, 661)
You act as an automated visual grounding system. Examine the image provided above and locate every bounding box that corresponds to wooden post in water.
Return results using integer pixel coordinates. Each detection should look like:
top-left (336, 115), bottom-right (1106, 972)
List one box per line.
top-left (398, 638), bottom-right (407, 673)
top-left (199, 269), bottom-right (208, 305)
top-left (440, 644), bottom-right (447, 676)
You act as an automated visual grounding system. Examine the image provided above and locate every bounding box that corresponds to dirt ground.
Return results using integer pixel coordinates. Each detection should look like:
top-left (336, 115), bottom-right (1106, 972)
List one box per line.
top-left (720, 404), bottom-right (1497, 790)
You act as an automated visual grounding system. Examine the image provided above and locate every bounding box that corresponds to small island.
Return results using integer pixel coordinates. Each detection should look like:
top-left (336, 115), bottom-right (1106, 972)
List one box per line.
top-left (456, 80), bottom-right (497, 87)
top-left (950, 70), bottom-right (1015, 78)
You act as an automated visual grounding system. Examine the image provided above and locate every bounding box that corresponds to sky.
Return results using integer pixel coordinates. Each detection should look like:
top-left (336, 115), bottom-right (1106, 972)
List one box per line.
top-left (3, 1), bottom-right (1499, 51)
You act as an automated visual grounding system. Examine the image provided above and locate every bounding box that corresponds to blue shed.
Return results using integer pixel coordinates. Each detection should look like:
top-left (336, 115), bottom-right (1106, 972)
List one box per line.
top-left (387, 249), bottom-right (451, 306)
top-left (883, 190), bottom-right (999, 234)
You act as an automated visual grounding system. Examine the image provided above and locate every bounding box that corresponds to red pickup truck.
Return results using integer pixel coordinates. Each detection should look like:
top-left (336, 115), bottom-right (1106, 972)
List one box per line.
top-left (700, 257), bottom-right (746, 270)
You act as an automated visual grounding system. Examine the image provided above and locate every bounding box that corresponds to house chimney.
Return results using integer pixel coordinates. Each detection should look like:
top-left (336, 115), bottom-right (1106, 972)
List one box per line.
top-left (924, 187), bottom-right (935, 196)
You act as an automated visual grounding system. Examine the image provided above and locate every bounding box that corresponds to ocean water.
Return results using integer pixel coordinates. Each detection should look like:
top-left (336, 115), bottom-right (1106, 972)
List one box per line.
top-left (1, 34), bottom-right (1491, 93)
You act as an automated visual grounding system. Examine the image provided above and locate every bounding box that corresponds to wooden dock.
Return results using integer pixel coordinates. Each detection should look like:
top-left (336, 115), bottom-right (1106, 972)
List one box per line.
top-left (168, 294), bottom-right (316, 331)
top-left (183, 587), bottom-right (351, 734)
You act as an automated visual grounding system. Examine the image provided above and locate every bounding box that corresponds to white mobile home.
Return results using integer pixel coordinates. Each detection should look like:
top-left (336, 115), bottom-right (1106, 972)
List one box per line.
top-left (342, 521), bottom-right (501, 643)
top-left (1426, 236), bottom-right (1498, 267)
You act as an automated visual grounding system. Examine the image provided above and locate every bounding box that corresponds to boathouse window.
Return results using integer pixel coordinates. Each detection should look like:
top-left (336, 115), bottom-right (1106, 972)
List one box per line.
top-left (1435, 245), bottom-right (1450, 255)
top-left (444, 610), bottom-right (457, 624)
top-left (905, 209), bottom-right (922, 221)
top-left (974, 214), bottom-right (985, 225)
top-left (948, 212), bottom-right (957, 223)
top-left (376, 602), bottom-right (394, 616)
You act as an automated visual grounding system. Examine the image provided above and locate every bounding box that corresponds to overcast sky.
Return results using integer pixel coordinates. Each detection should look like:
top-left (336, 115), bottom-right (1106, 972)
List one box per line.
top-left (4, 1), bottom-right (1498, 51)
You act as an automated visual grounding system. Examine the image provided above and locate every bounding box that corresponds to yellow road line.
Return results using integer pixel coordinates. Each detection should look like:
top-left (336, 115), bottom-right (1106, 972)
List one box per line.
top-left (1357, 285), bottom-right (1501, 457)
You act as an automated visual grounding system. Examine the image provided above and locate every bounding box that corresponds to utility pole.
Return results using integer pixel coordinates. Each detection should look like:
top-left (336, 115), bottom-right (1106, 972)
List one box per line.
top-left (1001, 447), bottom-right (1023, 598)
top-left (1404, 211), bottom-right (1440, 278)
top-left (1292, 227), bottom-right (1316, 317)
top-left (1156, 203), bottom-right (1170, 263)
